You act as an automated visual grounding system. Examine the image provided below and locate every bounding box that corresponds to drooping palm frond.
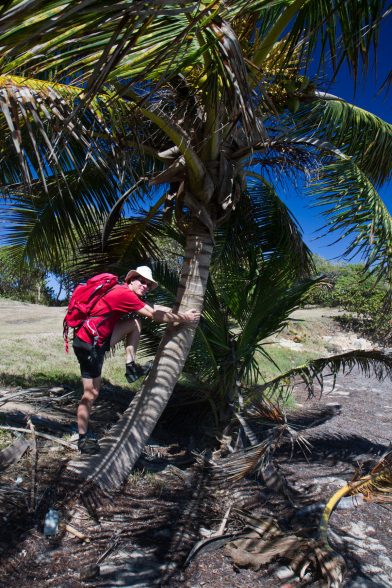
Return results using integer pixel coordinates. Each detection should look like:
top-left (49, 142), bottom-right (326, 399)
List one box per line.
top-left (309, 158), bottom-right (392, 285)
top-left (211, 177), bottom-right (314, 292)
top-left (0, 76), bottom-right (122, 188)
top-left (0, 2), bottom-right (199, 79)
top-left (2, 181), bottom-right (167, 282)
top-left (70, 215), bottom-right (167, 283)
top-left (293, 99), bottom-right (392, 186)
top-left (1, 4), bottom-right (264, 143)
top-left (256, 349), bottom-right (392, 399)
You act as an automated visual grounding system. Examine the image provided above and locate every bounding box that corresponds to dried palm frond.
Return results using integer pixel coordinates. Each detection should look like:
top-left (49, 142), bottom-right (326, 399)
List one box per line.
top-left (348, 448), bottom-right (392, 504)
top-left (246, 396), bottom-right (285, 425)
top-left (0, 484), bottom-right (29, 515)
top-left (201, 396), bottom-right (313, 486)
top-left (0, 76), bottom-right (116, 189)
top-left (224, 508), bottom-right (345, 587)
top-left (320, 449), bottom-right (392, 552)
top-left (357, 448), bottom-right (392, 502)
top-left (241, 400), bottom-right (339, 453)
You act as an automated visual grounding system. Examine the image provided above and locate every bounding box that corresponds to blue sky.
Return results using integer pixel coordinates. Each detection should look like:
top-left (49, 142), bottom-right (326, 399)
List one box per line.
top-left (288, 15), bottom-right (392, 262)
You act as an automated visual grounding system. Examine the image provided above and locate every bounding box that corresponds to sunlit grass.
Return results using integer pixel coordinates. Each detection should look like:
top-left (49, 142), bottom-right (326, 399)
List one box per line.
top-left (257, 345), bottom-right (320, 382)
top-left (0, 297), bottom-right (321, 399)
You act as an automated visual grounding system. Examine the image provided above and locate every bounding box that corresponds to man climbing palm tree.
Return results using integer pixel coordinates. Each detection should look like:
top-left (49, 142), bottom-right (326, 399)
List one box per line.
top-left (73, 266), bottom-right (200, 454)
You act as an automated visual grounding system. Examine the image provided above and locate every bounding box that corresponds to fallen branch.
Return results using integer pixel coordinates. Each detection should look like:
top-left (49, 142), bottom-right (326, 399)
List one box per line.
top-left (64, 523), bottom-right (90, 541)
top-left (0, 425), bottom-right (77, 450)
top-left (0, 436), bottom-right (30, 470)
top-left (0, 387), bottom-right (50, 405)
top-left (217, 504), bottom-right (232, 535)
top-left (27, 419), bottom-right (37, 513)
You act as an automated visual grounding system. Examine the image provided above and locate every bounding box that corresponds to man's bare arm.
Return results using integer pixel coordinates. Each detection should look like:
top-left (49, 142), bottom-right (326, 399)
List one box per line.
top-left (137, 304), bottom-right (200, 324)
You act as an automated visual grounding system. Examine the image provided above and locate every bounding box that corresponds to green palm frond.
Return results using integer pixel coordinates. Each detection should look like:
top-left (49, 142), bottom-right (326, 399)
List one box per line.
top-left (237, 269), bottom-right (321, 383)
top-left (1, 168), bottom-right (125, 269)
top-left (309, 158), bottom-right (392, 285)
top-left (256, 349), bottom-right (392, 399)
top-left (179, 277), bottom-right (230, 389)
top-left (1, 3), bottom-right (244, 134)
top-left (212, 179), bottom-right (314, 286)
top-left (186, 264), bottom-right (320, 392)
top-left (70, 214), bottom-right (167, 283)
top-left (0, 2), bottom-right (197, 77)
top-left (261, 0), bottom-right (390, 79)
top-left (293, 99), bottom-right (392, 186)
top-left (246, 176), bottom-right (314, 277)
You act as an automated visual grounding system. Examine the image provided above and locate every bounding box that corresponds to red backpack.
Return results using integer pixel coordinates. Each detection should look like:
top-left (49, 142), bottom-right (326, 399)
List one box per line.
top-left (63, 273), bottom-right (119, 352)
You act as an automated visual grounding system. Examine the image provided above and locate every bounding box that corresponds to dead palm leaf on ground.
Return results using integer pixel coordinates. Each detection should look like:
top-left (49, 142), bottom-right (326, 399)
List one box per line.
top-left (320, 448), bottom-right (392, 547)
top-left (198, 399), bottom-right (310, 509)
top-left (223, 508), bottom-right (345, 587)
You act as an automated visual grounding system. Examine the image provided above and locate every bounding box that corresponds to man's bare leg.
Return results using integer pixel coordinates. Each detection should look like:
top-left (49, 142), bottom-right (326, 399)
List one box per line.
top-left (110, 317), bottom-right (151, 382)
top-left (76, 376), bottom-right (101, 454)
top-left (77, 376), bottom-right (101, 435)
top-left (110, 317), bottom-right (141, 361)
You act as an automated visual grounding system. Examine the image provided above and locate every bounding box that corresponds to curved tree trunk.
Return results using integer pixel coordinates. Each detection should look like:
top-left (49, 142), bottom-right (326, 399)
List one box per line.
top-left (68, 222), bottom-right (214, 491)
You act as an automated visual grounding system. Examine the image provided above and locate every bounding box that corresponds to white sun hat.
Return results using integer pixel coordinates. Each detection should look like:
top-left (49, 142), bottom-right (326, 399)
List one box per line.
top-left (124, 265), bottom-right (158, 289)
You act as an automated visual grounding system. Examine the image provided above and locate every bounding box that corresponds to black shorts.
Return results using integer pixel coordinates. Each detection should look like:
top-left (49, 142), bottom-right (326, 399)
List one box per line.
top-left (73, 336), bottom-right (110, 379)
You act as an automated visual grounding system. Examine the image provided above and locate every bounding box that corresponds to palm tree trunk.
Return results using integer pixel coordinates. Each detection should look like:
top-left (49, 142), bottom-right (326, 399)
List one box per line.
top-left (67, 222), bottom-right (214, 491)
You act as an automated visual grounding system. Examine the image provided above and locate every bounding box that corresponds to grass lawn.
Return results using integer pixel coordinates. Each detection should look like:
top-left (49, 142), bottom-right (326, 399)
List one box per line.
top-left (0, 297), bottom-right (321, 393)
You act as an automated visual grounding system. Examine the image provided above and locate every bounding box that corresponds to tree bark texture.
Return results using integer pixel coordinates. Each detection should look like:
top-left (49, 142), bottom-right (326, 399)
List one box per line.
top-left (67, 224), bottom-right (214, 491)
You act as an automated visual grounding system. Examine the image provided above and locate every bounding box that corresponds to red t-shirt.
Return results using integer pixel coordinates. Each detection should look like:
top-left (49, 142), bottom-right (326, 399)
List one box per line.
top-left (76, 284), bottom-right (145, 346)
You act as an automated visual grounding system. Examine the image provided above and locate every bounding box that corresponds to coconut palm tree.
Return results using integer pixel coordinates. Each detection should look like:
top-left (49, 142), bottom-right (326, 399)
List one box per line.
top-left (0, 1), bottom-right (391, 490)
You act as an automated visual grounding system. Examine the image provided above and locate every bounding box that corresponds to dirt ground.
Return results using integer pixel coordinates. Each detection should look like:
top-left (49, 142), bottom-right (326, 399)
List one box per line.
top-left (0, 301), bottom-right (391, 587)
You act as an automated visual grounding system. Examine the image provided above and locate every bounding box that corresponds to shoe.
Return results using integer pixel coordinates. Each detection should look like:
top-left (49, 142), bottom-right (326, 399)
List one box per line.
top-left (125, 360), bottom-right (153, 383)
top-left (78, 436), bottom-right (101, 455)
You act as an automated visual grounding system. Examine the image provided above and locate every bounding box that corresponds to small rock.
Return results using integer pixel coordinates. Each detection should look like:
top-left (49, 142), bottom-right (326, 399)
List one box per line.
top-left (326, 402), bottom-right (341, 410)
top-left (49, 386), bottom-right (64, 394)
top-left (276, 566), bottom-right (296, 580)
top-left (336, 494), bottom-right (364, 509)
top-left (79, 564), bottom-right (100, 580)
top-left (293, 503), bottom-right (324, 518)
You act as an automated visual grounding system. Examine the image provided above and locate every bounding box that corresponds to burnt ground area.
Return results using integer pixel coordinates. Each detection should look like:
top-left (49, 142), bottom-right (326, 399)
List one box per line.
top-left (0, 366), bottom-right (391, 588)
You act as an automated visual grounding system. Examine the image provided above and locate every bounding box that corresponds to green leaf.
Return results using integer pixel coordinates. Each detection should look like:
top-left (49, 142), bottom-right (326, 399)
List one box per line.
top-left (293, 99), bottom-right (392, 186)
top-left (309, 158), bottom-right (392, 285)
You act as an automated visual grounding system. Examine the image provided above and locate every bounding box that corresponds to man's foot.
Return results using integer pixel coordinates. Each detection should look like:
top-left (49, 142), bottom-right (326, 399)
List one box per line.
top-left (125, 360), bottom-right (153, 383)
top-left (78, 436), bottom-right (101, 455)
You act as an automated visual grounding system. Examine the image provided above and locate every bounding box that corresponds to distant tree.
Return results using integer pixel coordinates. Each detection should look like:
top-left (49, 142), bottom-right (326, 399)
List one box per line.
top-left (306, 255), bottom-right (391, 344)
top-left (0, 246), bottom-right (54, 304)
